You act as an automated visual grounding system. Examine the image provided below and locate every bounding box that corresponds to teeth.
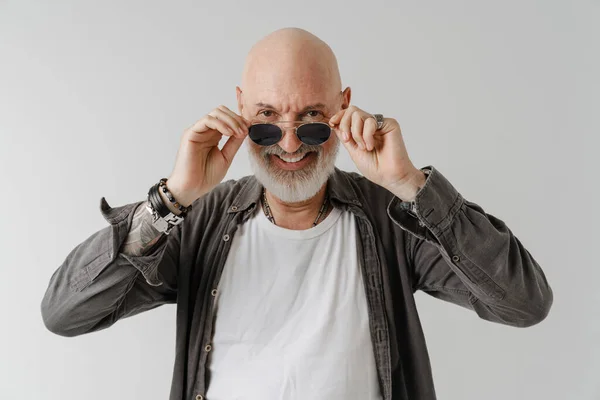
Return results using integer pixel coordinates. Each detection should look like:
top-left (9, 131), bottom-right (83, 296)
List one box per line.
top-left (278, 153), bottom-right (307, 163)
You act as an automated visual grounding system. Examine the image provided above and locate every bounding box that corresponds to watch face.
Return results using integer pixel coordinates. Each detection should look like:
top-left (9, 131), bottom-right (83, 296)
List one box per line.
top-left (151, 217), bottom-right (169, 232)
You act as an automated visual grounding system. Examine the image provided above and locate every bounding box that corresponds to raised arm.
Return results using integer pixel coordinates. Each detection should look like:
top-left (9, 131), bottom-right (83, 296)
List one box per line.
top-left (41, 105), bottom-right (251, 337)
top-left (41, 193), bottom-right (180, 337)
top-left (388, 166), bottom-right (553, 327)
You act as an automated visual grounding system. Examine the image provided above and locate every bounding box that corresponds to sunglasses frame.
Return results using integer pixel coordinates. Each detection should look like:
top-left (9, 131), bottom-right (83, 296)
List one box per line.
top-left (248, 120), bottom-right (333, 146)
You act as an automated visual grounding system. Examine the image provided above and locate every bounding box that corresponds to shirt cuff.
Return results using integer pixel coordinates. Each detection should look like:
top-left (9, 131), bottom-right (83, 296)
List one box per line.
top-left (99, 197), bottom-right (168, 286)
top-left (387, 165), bottom-right (464, 241)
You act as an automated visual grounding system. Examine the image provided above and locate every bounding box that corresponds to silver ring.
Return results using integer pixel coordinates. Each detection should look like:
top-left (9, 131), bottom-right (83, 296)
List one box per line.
top-left (372, 114), bottom-right (384, 130)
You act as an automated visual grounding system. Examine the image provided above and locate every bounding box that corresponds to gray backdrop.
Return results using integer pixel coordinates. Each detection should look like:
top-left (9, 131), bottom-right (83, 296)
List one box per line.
top-left (1, 1), bottom-right (598, 399)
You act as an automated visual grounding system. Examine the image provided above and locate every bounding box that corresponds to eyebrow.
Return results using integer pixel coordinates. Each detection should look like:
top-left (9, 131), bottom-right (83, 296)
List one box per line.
top-left (254, 102), bottom-right (327, 114)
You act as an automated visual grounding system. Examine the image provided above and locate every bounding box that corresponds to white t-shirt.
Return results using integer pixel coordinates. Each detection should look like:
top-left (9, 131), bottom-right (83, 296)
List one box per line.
top-left (205, 202), bottom-right (382, 400)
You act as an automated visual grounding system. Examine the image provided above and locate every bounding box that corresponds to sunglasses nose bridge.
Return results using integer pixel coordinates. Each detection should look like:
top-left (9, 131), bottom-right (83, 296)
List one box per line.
top-left (276, 121), bottom-right (299, 133)
top-left (277, 125), bottom-right (303, 153)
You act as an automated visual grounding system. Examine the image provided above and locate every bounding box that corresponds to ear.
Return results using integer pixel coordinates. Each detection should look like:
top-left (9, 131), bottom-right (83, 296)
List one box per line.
top-left (236, 86), bottom-right (243, 114)
top-left (341, 87), bottom-right (351, 109)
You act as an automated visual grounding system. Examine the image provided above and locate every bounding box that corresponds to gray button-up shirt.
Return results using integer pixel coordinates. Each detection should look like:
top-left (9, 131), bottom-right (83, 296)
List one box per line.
top-left (41, 166), bottom-right (553, 400)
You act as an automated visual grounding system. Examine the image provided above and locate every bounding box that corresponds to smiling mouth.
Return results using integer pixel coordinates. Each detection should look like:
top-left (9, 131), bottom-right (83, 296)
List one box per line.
top-left (276, 153), bottom-right (310, 163)
top-left (268, 151), bottom-right (317, 170)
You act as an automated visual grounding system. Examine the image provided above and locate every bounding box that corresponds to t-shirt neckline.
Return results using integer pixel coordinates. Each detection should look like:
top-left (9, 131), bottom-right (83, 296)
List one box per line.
top-left (255, 199), bottom-right (343, 240)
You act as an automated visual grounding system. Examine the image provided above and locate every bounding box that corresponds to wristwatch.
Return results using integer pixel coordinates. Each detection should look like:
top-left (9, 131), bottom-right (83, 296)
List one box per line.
top-left (146, 182), bottom-right (186, 235)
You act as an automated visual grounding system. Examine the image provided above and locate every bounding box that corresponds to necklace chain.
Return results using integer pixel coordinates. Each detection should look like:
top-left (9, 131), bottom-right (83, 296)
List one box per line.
top-left (262, 189), bottom-right (329, 227)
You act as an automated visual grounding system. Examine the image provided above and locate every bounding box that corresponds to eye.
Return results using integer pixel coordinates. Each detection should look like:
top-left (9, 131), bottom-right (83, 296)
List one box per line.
top-left (306, 110), bottom-right (322, 118)
top-left (303, 110), bottom-right (325, 121)
top-left (259, 110), bottom-right (275, 118)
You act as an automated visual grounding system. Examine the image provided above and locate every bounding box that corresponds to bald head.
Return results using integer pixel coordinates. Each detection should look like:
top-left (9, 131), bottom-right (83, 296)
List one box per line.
top-left (241, 28), bottom-right (342, 95)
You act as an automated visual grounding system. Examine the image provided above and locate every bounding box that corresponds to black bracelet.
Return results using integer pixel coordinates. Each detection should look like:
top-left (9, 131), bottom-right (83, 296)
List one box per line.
top-left (148, 183), bottom-right (168, 217)
top-left (158, 178), bottom-right (192, 216)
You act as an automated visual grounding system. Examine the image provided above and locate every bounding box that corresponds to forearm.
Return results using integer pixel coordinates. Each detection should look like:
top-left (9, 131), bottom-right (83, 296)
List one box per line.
top-left (41, 197), bottom-right (178, 336)
top-left (388, 166), bottom-right (553, 326)
top-left (121, 191), bottom-right (182, 256)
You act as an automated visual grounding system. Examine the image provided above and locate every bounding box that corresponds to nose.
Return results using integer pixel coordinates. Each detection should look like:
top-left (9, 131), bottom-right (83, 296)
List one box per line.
top-left (277, 126), bottom-right (302, 154)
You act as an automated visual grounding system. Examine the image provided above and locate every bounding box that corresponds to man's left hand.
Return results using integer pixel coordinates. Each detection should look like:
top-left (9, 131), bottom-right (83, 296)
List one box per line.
top-left (328, 105), bottom-right (426, 202)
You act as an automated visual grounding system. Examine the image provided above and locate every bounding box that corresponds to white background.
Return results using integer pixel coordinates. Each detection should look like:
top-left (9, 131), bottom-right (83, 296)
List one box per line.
top-left (1, 1), bottom-right (598, 399)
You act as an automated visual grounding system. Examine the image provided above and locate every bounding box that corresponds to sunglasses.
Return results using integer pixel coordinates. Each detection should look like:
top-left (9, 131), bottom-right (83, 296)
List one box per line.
top-left (248, 121), bottom-right (332, 146)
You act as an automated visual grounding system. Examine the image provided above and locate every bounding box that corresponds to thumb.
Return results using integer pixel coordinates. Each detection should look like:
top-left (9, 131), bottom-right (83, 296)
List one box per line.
top-left (221, 135), bottom-right (245, 164)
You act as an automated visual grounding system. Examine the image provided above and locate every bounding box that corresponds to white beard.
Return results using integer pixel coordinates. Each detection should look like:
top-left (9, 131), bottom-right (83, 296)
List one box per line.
top-left (248, 140), bottom-right (339, 203)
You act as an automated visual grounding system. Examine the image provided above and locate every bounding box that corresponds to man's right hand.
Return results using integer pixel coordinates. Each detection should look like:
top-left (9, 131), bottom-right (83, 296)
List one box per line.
top-left (165, 105), bottom-right (250, 207)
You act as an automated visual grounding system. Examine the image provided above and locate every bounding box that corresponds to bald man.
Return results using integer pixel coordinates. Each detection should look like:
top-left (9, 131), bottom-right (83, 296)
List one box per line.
top-left (42, 28), bottom-right (553, 400)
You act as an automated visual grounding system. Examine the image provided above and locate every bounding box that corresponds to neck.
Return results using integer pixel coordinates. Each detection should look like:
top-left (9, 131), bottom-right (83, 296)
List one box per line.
top-left (264, 184), bottom-right (329, 230)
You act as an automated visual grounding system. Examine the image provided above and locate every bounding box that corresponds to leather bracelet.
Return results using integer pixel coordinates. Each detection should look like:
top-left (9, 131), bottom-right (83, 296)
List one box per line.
top-left (148, 183), bottom-right (169, 217)
top-left (146, 181), bottom-right (187, 235)
top-left (158, 178), bottom-right (192, 216)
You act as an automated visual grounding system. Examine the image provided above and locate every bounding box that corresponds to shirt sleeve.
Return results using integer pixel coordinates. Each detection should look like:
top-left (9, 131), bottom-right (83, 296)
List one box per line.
top-left (387, 166), bottom-right (553, 327)
top-left (40, 197), bottom-right (179, 337)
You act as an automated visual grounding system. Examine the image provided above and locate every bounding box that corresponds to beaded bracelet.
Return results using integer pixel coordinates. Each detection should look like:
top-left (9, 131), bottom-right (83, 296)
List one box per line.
top-left (158, 178), bottom-right (192, 216)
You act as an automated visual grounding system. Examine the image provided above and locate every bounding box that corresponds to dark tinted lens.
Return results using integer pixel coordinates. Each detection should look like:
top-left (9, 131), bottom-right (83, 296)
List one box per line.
top-left (297, 123), bottom-right (331, 145)
top-left (248, 124), bottom-right (282, 146)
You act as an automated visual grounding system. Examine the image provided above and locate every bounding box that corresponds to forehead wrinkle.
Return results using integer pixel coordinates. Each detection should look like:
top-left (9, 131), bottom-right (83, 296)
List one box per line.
top-left (255, 102), bottom-right (327, 113)
top-left (247, 90), bottom-right (330, 113)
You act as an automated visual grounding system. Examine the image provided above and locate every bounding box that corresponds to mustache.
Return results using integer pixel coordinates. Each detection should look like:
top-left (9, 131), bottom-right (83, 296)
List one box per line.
top-left (260, 144), bottom-right (322, 157)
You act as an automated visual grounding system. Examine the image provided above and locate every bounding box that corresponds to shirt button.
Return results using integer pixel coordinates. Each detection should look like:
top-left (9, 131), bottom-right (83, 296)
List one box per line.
top-left (230, 205), bottom-right (238, 211)
top-left (196, 395), bottom-right (204, 400)
top-left (205, 344), bottom-right (212, 352)
top-left (211, 289), bottom-right (218, 296)
top-left (222, 234), bottom-right (230, 242)
top-left (452, 255), bottom-right (460, 262)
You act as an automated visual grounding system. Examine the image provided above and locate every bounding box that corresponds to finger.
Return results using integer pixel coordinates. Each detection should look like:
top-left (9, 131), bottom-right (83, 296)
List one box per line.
top-left (211, 107), bottom-right (246, 137)
top-left (203, 115), bottom-right (236, 137)
top-left (217, 105), bottom-right (252, 133)
top-left (220, 135), bottom-right (245, 164)
top-left (223, 107), bottom-right (253, 128)
top-left (351, 112), bottom-right (366, 150)
top-left (339, 107), bottom-right (355, 140)
top-left (328, 109), bottom-right (346, 126)
top-left (333, 126), bottom-right (358, 152)
top-left (240, 116), bottom-right (253, 127)
top-left (188, 117), bottom-right (212, 134)
top-left (333, 126), bottom-right (350, 145)
top-left (363, 117), bottom-right (378, 151)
